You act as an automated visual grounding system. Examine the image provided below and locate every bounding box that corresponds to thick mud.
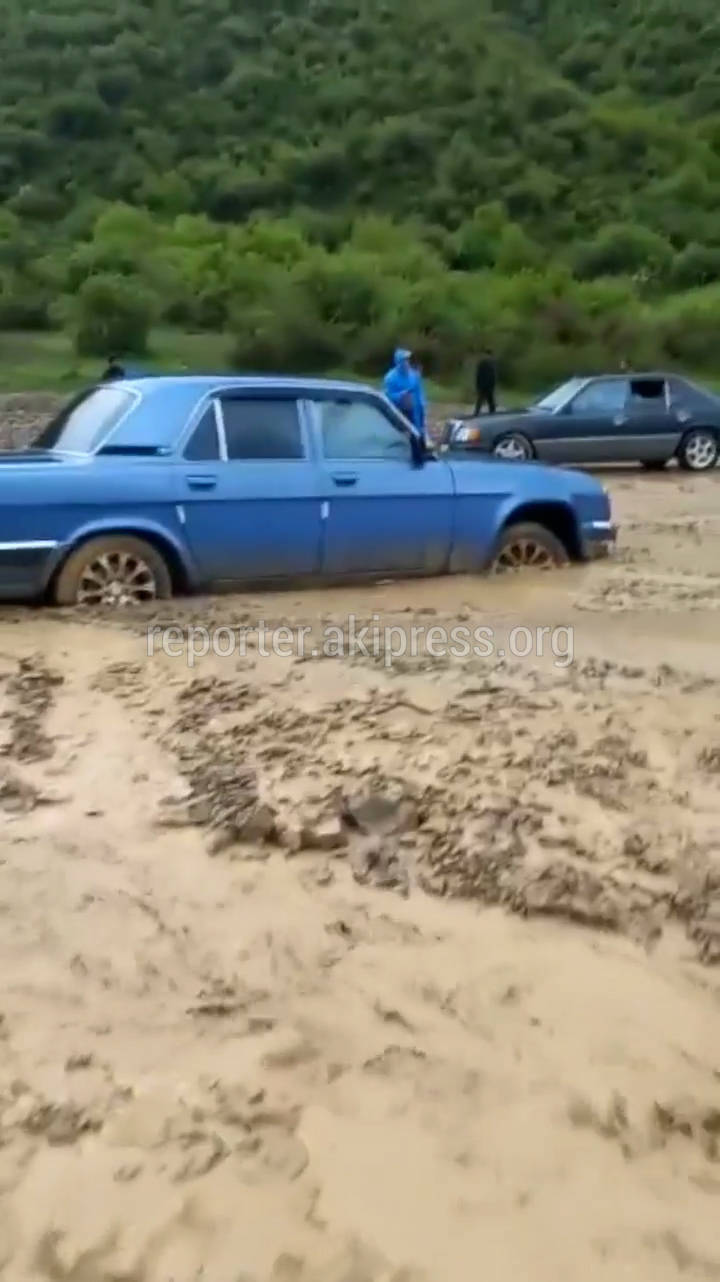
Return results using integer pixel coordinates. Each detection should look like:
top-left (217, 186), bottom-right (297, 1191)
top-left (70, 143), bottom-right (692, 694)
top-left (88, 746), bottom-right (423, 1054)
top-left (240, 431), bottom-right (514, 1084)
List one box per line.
top-left (0, 468), bottom-right (720, 1280)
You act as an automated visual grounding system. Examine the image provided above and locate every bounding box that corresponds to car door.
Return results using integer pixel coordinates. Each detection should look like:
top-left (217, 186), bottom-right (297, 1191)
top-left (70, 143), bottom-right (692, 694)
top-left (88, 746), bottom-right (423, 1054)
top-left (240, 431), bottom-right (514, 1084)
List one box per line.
top-left (178, 392), bottom-right (323, 583)
top-left (307, 393), bottom-right (454, 576)
top-left (538, 377), bottom-right (630, 463)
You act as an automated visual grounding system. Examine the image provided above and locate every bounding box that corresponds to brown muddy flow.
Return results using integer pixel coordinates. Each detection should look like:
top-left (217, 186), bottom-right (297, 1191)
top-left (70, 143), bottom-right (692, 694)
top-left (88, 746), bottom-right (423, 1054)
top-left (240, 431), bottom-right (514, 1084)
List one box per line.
top-left (0, 467), bottom-right (720, 1280)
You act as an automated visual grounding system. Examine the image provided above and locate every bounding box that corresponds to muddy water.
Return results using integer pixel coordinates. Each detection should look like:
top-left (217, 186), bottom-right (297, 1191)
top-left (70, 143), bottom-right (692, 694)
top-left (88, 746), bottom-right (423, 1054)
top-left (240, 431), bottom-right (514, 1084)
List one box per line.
top-left (1, 469), bottom-right (720, 1281)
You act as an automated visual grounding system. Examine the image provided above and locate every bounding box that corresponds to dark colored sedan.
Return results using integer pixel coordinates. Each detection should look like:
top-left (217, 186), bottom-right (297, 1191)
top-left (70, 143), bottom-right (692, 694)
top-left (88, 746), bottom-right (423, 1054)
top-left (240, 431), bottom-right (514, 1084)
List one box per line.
top-left (442, 373), bottom-right (720, 471)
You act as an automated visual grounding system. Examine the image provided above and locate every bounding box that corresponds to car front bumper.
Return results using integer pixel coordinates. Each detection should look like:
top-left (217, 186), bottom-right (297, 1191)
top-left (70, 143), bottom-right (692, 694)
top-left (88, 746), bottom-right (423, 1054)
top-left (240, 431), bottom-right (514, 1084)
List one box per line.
top-left (580, 519), bottom-right (617, 559)
top-left (439, 436), bottom-right (489, 454)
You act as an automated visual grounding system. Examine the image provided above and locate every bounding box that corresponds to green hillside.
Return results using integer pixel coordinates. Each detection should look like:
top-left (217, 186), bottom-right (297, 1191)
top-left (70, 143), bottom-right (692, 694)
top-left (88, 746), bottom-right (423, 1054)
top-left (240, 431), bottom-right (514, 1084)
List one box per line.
top-left (1, 0), bottom-right (720, 386)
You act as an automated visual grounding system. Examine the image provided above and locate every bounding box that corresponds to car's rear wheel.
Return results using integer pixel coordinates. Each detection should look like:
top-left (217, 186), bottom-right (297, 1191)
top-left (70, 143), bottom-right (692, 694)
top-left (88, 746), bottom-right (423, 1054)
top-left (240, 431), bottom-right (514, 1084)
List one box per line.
top-left (53, 535), bottom-right (172, 607)
top-left (492, 433), bottom-right (533, 462)
top-left (678, 429), bottom-right (719, 472)
top-left (489, 522), bottom-right (569, 574)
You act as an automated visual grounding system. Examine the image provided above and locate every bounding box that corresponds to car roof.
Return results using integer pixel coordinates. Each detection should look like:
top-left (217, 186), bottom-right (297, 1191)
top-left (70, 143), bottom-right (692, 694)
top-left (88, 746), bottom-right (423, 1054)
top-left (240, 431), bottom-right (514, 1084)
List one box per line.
top-left (114, 374), bottom-right (378, 395)
top-left (576, 371), bottom-right (674, 380)
top-left (97, 373), bottom-right (382, 451)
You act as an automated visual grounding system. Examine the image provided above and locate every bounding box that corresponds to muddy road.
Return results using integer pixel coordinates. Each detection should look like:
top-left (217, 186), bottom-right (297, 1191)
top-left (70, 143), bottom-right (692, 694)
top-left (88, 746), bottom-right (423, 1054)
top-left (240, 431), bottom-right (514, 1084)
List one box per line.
top-left (1, 468), bottom-right (720, 1281)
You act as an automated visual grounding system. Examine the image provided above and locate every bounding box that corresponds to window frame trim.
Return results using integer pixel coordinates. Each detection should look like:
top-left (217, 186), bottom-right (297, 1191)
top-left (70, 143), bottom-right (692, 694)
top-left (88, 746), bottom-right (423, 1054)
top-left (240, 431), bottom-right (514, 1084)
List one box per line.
top-left (181, 401), bottom-right (223, 462)
top-left (213, 397), bottom-right (228, 461)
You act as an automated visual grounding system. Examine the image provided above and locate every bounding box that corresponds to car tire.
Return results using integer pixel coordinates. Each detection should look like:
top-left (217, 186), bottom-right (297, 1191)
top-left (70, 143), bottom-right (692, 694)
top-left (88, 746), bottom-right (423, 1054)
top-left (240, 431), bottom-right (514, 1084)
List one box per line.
top-left (492, 433), bottom-right (534, 462)
top-left (489, 522), bottom-right (569, 574)
top-left (53, 535), bottom-right (173, 607)
top-left (640, 460), bottom-right (667, 471)
top-left (677, 428), bottom-right (719, 472)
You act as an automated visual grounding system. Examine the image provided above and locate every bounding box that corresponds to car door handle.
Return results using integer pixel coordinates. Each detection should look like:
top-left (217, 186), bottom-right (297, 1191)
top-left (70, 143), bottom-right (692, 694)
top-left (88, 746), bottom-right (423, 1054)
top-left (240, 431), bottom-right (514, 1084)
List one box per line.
top-left (613, 414), bottom-right (627, 427)
top-left (331, 473), bottom-right (358, 487)
top-left (186, 474), bottom-right (217, 490)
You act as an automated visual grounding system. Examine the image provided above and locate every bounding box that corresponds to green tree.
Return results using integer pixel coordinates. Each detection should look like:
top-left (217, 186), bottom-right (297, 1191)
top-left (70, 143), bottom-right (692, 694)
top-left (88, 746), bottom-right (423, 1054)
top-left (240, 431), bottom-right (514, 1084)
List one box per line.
top-left (73, 273), bottom-right (155, 356)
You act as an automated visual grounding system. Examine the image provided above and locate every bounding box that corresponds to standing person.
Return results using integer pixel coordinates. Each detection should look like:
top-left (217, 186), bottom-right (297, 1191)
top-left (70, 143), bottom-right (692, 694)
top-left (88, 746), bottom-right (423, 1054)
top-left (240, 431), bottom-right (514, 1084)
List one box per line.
top-left (474, 345), bottom-right (497, 415)
top-left (409, 355), bottom-right (428, 445)
top-left (384, 347), bottom-right (424, 435)
top-left (101, 355), bottom-right (125, 381)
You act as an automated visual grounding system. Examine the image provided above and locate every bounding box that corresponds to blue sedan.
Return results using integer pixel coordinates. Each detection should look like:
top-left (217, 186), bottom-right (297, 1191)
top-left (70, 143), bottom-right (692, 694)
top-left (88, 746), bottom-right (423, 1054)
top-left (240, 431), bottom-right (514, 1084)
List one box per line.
top-left (0, 376), bottom-right (615, 606)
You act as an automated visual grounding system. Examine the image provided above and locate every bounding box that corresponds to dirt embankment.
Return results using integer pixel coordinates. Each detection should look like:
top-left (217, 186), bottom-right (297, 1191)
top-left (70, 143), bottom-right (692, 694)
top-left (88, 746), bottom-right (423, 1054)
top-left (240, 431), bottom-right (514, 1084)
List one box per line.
top-left (0, 394), bottom-right (63, 449)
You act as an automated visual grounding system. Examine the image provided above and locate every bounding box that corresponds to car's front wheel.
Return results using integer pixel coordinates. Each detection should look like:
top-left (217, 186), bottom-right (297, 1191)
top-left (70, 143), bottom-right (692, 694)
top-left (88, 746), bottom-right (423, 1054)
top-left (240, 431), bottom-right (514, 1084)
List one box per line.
top-left (489, 522), bottom-right (569, 574)
top-left (53, 535), bottom-right (173, 607)
top-left (492, 433), bottom-right (533, 462)
top-left (678, 428), bottom-right (719, 472)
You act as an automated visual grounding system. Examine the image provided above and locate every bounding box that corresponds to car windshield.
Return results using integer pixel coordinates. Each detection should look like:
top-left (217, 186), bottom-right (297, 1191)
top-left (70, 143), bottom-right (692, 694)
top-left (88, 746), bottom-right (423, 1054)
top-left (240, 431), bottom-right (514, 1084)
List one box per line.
top-left (33, 386), bottom-right (136, 453)
top-left (532, 378), bottom-right (585, 412)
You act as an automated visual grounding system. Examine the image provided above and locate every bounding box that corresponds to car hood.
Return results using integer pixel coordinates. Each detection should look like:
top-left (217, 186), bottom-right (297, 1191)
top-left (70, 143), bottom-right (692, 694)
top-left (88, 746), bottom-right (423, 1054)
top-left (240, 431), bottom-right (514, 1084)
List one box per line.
top-left (445, 453), bottom-right (608, 502)
top-left (445, 407), bottom-right (539, 423)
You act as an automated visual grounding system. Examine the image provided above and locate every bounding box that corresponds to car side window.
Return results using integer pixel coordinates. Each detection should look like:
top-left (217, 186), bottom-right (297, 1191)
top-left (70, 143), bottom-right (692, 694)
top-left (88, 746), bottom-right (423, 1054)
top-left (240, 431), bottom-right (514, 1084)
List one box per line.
top-left (629, 378), bottom-right (666, 407)
top-left (183, 406), bottom-right (220, 460)
top-left (570, 380), bottom-right (628, 415)
top-left (220, 398), bottom-right (304, 460)
top-left (318, 399), bottom-right (410, 460)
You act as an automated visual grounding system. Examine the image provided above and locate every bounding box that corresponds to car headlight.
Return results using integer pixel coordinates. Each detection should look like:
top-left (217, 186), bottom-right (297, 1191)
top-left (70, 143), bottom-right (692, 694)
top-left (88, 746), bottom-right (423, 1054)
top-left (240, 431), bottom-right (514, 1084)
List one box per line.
top-left (452, 424), bottom-right (482, 444)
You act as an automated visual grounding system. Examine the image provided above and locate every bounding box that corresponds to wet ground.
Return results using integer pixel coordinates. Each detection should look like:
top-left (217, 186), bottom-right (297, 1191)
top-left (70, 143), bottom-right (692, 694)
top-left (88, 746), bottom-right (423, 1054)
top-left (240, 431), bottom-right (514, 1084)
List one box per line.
top-left (1, 466), bottom-right (720, 1281)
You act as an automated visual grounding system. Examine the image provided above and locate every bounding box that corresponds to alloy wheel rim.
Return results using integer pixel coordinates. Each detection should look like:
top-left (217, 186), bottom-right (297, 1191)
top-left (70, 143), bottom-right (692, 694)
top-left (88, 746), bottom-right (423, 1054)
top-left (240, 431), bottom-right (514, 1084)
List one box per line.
top-left (491, 538), bottom-right (557, 573)
top-left (685, 434), bottom-right (716, 470)
top-left (494, 436), bottom-right (528, 461)
top-left (76, 552), bottom-right (158, 606)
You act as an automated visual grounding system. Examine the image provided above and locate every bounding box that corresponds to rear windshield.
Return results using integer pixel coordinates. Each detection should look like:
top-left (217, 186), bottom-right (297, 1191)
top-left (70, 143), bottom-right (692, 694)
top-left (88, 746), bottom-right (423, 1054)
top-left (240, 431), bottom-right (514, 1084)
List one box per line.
top-left (34, 386), bottom-right (136, 453)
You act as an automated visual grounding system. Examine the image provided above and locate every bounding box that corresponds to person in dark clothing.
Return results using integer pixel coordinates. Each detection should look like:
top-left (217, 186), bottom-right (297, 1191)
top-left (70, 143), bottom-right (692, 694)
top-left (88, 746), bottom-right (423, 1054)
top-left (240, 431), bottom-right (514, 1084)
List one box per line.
top-left (101, 356), bottom-right (125, 381)
top-left (474, 347), bottom-right (497, 414)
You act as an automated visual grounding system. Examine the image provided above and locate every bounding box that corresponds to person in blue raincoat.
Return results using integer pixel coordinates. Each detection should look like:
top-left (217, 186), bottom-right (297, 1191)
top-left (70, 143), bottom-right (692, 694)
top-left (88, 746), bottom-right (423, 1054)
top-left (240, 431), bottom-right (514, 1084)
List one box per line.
top-left (383, 348), bottom-right (427, 442)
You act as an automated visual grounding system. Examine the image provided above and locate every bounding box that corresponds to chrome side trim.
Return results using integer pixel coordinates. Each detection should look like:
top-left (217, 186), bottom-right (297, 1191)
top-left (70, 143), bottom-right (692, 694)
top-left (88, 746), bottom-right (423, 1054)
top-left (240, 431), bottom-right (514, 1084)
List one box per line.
top-left (0, 540), bottom-right (58, 550)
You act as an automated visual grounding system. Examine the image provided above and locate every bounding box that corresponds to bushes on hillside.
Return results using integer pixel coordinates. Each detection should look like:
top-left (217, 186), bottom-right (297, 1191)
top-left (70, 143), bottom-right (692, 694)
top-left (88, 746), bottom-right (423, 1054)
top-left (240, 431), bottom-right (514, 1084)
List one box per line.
top-left (73, 273), bottom-right (155, 357)
top-left (2, 198), bottom-right (720, 388)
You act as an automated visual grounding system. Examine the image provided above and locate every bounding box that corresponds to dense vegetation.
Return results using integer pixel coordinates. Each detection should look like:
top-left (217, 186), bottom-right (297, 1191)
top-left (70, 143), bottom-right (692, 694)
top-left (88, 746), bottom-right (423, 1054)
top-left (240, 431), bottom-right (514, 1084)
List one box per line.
top-left (1, 0), bottom-right (720, 388)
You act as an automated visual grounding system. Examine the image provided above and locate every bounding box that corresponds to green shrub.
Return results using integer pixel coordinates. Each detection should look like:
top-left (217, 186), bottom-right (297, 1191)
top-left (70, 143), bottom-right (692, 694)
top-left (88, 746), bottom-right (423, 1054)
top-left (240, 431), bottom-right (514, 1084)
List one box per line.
top-left (653, 285), bottom-right (720, 367)
top-left (669, 244), bottom-right (720, 290)
top-left (73, 273), bottom-right (155, 357)
top-left (0, 273), bottom-right (51, 330)
top-left (574, 222), bottom-right (674, 281)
